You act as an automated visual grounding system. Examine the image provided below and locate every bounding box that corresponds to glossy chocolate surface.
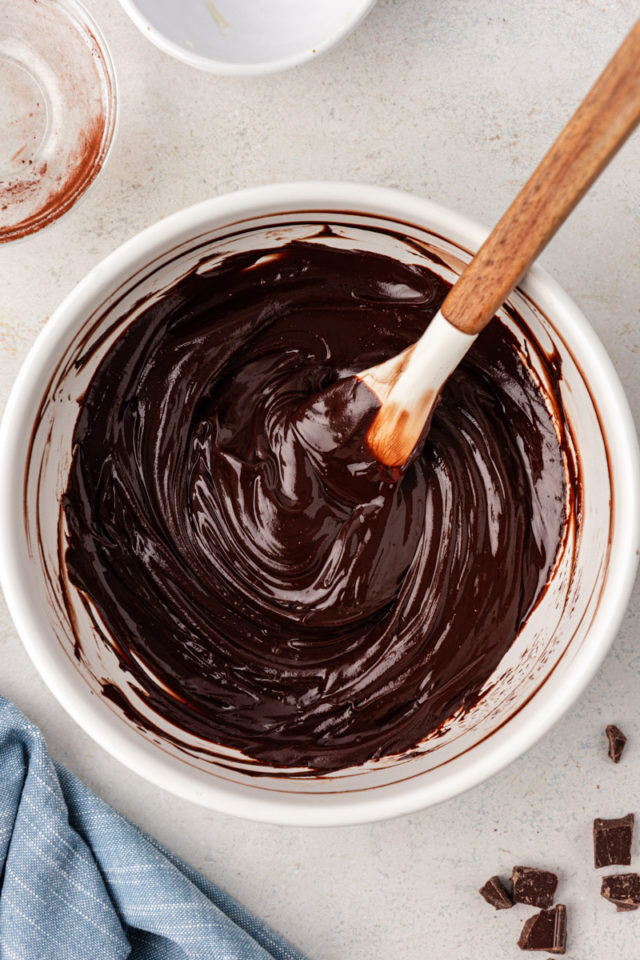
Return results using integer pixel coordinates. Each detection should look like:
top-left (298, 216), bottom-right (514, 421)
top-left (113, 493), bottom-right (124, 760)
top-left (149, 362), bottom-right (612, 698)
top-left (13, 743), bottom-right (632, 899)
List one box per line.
top-left (63, 241), bottom-right (567, 771)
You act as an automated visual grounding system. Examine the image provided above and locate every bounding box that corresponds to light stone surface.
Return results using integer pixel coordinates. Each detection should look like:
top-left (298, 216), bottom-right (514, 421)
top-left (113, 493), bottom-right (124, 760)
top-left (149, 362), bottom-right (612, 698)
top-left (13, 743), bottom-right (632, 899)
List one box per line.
top-left (1, 1), bottom-right (639, 957)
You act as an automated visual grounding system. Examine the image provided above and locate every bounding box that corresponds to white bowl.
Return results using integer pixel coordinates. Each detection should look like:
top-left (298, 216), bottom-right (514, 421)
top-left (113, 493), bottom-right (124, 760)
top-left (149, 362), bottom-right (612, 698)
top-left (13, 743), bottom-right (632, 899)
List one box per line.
top-left (117, 0), bottom-right (378, 75)
top-left (1, 183), bottom-right (638, 825)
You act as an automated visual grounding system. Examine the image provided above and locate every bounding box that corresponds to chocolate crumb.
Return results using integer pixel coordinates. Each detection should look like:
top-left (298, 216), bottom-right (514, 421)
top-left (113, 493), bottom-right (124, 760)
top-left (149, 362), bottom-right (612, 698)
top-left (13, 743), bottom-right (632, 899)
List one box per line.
top-left (511, 866), bottom-right (558, 908)
top-left (606, 724), bottom-right (627, 763)
top-left (593, 814), bottom-right (634, 868)
top-left (601, 873), bottom-right (640, 911)
top-left (479, 875), bottom-right (513, 909)
top-left (517, 904), bottom-right (566, 954)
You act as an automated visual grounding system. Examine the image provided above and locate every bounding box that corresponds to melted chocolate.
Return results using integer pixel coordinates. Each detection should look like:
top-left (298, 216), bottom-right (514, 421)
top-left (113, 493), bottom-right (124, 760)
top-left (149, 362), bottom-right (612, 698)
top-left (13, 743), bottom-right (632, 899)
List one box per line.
top-left (63, 241), bottom-right (567, 771)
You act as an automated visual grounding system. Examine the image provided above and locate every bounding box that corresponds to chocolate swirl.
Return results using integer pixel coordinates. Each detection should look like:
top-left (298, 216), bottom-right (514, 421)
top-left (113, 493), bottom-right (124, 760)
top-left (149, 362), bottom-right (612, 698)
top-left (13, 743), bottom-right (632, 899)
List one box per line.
top-left (63, 241), bottom-right (566, 770)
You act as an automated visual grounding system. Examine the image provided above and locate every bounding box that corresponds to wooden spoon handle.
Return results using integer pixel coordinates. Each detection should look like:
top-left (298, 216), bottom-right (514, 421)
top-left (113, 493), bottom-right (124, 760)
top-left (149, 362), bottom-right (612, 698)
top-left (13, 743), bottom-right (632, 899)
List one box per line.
top-left (441, 19), bottom-right (640, 336)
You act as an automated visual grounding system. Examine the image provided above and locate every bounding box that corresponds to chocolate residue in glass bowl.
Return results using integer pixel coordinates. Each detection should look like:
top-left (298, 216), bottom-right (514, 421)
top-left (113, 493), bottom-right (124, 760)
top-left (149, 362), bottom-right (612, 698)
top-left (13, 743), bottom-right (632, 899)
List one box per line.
top-left (0, 0), bottom-right (116, 243)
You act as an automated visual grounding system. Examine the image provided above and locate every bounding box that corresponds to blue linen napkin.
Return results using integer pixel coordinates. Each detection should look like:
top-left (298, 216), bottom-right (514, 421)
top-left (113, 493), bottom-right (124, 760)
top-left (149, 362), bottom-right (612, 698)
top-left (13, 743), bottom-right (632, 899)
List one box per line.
top-left (0, 696), bottom-right (307, 960)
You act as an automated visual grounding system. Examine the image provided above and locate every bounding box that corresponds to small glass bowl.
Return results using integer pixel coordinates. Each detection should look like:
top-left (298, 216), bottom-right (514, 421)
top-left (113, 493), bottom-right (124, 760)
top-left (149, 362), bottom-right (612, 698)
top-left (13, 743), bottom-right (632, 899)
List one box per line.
top-left (0, 0), bottom-right (117, 243)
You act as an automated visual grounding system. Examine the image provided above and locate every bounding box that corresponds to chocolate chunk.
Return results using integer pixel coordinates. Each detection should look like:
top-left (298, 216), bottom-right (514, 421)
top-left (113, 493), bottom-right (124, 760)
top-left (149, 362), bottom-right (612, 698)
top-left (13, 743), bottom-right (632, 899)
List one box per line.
top-left (517, 904), bottom-right (566, 954)
top-left (606, 724), bottom-right (627, 763)
top-left (601, 873), bottom-right (640, 911)
top-left (511, 866), bottom-right (558, 908)
top-left (593, 814), bottom-right (634, 868)
top-left (479, 875), bottom-right (513, 909)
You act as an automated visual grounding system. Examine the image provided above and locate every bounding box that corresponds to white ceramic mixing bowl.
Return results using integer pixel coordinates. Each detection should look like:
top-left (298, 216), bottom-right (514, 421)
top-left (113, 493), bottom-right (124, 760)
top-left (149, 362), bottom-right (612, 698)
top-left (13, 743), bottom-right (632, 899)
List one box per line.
top-left (117, 0), bottom-right (378, 75)
top-left (1, 183), bottom-right (638, 825)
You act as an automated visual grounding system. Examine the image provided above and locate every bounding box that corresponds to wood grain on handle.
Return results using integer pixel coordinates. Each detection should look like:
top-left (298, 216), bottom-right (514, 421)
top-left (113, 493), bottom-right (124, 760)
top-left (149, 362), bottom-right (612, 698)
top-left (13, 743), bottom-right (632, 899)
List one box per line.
top-left (441, 19), bottom-right (640, 336)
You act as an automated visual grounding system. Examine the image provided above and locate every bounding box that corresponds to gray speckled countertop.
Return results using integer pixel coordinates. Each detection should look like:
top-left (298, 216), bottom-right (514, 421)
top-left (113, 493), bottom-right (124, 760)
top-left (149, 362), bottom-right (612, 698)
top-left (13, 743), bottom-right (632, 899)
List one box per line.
top-left (1, 1), bottom-right (639, 956)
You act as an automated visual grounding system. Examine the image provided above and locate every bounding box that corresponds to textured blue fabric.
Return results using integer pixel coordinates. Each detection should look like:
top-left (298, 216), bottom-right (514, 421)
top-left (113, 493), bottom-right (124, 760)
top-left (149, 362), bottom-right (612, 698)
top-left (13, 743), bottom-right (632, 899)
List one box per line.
top-left (0, 697), bottom-right (307, 960)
